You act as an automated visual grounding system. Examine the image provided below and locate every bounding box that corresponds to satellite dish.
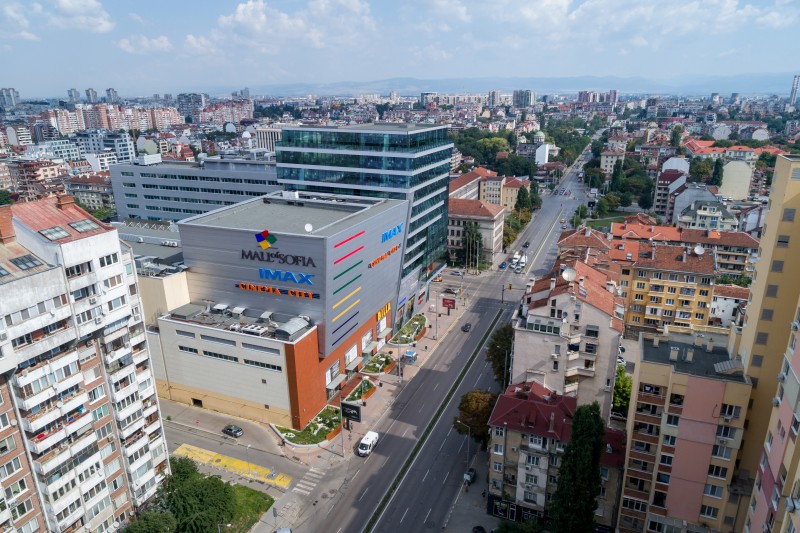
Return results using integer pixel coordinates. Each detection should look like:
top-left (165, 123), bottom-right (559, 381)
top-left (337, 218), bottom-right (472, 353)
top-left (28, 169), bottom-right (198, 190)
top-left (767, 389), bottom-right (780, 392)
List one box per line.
top-left (694, 245), bottom-right (705, 255)
top-left (562, 267), bottom-right (577, 282)
top-left (304, 223), bottom-right (313, 233)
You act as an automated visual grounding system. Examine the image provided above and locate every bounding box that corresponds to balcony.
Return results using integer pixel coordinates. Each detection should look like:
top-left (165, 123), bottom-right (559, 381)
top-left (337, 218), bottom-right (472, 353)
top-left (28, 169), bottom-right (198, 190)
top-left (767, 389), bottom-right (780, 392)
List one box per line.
top-left (132, 349), bottom-right (148, 365)
top-left (115, 399), bottom-right (143, 423)
top-left (144, 417), bottom-right (162, 435)
top-left (33, 432), bottom-right (98, 477)
top-left (565, 365), bottom-right (596, 378)
top-left (28, 425), bottom-right (67, 454)
top-left (14, 351), bottom-right (80, 388)
top-left (564, 382), bottom-right (579, 395)
top-left (120, 417), bottom-right (146, 440)
top-left (123, 431), bottom-right (148, 456)
top-left (129, 331), bottom-right (146, 346)
top-left (136, 365), bottom-right (152, 384)
top-left (20, 389), bottom-right (88, 434)
top-left (65, 409), bottom-right (91, 436)
top-left (13, 328), bottom-right (77, 364)
top-left (15, 373), bottom-right (83, 411)
top-left (104, 344), bottom-right (132, 366)
top-left (111, 381), bottom-right (138, 403)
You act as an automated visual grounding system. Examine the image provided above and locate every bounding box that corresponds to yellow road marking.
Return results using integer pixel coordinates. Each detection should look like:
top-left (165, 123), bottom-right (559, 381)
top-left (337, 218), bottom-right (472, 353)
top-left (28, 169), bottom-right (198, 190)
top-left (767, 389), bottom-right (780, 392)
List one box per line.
top-left (173, 443), bottom-right (292, 489)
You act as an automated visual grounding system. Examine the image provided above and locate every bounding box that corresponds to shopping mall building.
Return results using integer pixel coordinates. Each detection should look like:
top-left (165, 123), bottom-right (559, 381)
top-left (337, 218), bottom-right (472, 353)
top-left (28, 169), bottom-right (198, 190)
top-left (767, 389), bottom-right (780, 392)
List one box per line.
top-left (145, 190), bottom-right (408, 429)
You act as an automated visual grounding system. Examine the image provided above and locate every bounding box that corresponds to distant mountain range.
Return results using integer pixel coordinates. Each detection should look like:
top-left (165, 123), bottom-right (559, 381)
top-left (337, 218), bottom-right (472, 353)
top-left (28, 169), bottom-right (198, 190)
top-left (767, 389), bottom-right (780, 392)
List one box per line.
top-left (238, 73), bottom-right (796, 98)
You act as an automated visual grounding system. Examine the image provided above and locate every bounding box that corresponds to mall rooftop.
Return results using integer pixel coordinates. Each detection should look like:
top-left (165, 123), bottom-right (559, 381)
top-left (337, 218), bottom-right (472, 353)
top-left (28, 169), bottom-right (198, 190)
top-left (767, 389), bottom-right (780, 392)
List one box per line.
top-left (181, 190), bottom-right (407, 236)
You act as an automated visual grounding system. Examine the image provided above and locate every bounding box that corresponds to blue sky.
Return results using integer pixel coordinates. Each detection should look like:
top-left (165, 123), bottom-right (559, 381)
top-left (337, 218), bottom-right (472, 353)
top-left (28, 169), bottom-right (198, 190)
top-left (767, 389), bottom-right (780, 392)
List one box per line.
top-left (2, 0), bottom-right (799, 97)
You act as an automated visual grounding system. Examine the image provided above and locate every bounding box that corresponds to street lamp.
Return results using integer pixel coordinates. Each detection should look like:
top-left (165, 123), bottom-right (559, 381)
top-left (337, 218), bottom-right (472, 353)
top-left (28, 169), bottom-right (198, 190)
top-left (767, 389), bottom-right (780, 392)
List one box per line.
top-left (245, 444), bottom-right (253, 479)
top-left (454, 419), bottom-right (471, 468)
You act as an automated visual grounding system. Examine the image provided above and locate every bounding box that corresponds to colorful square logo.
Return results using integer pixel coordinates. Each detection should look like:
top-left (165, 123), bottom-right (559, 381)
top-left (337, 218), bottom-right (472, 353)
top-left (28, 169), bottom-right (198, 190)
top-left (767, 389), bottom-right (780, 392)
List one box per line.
top-left (255, 229), bottom-right (277, 250)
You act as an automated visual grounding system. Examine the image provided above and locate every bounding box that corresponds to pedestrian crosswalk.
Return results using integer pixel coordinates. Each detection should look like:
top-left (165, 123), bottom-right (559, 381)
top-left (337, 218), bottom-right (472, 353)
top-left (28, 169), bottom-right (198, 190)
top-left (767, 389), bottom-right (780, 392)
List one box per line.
top-left (292, 467), bottom-right (325, 496)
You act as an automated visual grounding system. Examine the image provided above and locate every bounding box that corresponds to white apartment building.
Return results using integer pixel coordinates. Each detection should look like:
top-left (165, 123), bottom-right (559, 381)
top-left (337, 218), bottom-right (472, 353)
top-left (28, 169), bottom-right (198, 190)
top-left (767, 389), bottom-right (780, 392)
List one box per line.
top-left (0, 195), bottom-right (168, 532)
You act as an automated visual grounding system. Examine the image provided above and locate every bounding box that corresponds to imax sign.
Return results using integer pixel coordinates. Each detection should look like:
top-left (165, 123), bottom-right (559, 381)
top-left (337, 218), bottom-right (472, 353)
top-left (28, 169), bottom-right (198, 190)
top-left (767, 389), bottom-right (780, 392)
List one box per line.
top-left (258, 268), bottom-right (314, 285)
top-left (381, 223), bottom-right (403, 243)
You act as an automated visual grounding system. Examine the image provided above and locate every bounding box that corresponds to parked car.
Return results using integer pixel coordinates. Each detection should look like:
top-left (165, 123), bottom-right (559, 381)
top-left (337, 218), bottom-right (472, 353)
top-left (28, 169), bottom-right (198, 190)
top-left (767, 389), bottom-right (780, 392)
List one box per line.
top-left (444, 288), bottom-right (458, 295)
top-left (461, 323), bottom-right (472, 332)
top-left (452, 270), bottom-right (464, 277)
top-left (523, 241), bottom-right (530, 248)
top-left (222, 424), bottom-right (243, 438)
top-left (499, 261), bottom-right (507, 270)
top-left (562, 224), bottom-right (568, 229)
top-left (473, 527), bottom-right (487, 533)
top-left (617, 356), bottom-right (627, 367)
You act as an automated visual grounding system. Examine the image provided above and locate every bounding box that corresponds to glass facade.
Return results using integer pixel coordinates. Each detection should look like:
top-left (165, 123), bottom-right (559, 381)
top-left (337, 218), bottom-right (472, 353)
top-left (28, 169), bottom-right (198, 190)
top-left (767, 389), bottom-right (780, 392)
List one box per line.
top-left (277, 125), bottom-right (452, 279)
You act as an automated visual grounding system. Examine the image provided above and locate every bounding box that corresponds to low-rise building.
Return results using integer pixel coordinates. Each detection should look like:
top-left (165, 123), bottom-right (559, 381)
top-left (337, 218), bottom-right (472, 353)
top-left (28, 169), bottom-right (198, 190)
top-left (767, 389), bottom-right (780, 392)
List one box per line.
top-left (601, 150), bottom-right (625, 176)
top-left (64, 172), bottom-right (115, 213)
top-left (447, 199), bottom-right (504, 265)
top-left (487, 381), bottom-right (626, 528)
top-left (709, 285), bottom-right (749, 327)
top-left (676, 200), bottom-right (739, 231)
top-left (618, 330), bottom-right (750, 533)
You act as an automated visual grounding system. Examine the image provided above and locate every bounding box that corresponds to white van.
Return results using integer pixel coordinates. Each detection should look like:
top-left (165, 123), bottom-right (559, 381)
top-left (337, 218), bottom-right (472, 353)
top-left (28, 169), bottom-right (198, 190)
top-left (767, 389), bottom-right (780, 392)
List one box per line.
top-left (357, 431), bottom-right (379, 457)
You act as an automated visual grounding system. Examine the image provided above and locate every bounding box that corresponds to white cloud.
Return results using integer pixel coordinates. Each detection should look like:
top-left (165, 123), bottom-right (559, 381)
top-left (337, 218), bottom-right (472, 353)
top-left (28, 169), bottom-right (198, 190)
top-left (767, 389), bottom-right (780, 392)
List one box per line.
top-left (757, 10), bottom-right (797, 28)
top-left (433, 0), bottom-right (471, 23)
top-left (49, 0), bottom-right (114, 33)
top-left (184, 34), bottom-right (217, 56)
top-left (115, 34), bottom-right (172, 55)
top-left (128, 12), bottom-right (146, 25)
top-left (0, 2), bottom-right (39, 41)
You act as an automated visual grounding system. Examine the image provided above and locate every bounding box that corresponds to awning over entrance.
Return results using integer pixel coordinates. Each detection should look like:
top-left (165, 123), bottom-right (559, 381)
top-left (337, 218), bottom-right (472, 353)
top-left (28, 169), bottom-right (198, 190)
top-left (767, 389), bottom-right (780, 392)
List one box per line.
top-left (346, 358), bottom-right (362, 372)
top-left (378, 327), bottom-right (392, 339)
top-left (325, 374), bottom-right (346, 390)
top-left (362, 341), bottom-right (379, 356)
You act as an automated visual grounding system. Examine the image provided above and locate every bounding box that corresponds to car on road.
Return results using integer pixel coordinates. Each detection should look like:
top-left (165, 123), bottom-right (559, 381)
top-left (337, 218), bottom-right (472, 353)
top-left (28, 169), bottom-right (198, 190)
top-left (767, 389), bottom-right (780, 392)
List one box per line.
top-left (472, 527), bottom-right (487, 533)
top-left (560, 218), bottom-right (566, 223)
top-left (523, 241), bottom-right (530, 248)
top-left (452, 270), bottom-right (464, 277)
top-left (357, 431), bottom-right (379, 457)
top-left (499, 261), bottom-right (507, 269)
top-left (514, 265), bottom-right (523, 274)
top-left (461, 323), bottom-right (472, 332)
top-left (444, 288), bottom-right (458, 295)
top-left (464, 467), bottom-right (477, 484)
top-left (432, 275), bottom-right (442, 282)
top-left (562, 224), bottom-right (568, 229)
top-left (222, 424), bottom-right (243, 438)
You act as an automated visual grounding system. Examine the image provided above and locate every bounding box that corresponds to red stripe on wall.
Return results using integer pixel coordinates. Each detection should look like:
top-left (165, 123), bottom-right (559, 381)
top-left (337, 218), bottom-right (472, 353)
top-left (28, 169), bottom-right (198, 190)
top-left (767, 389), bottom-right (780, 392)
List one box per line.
top-left (334, 245), bottom-right (364, 265)
top-left (334, 230), bottom-right (365, 249)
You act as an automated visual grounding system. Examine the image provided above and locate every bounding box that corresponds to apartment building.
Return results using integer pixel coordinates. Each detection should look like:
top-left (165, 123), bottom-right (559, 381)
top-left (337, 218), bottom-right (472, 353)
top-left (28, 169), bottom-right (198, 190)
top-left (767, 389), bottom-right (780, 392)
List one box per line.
top-left (677, 201), bottom-right (739, 231)
top-left (487, 380), bottom-right (626, 528)
top-left (73, 131), bottom-right (135, 164)
top-left (109, 153), bottom-right (281, 222)
top-left (618, 330), bottom-right (751, 533)
top-left (448, 168), bottom-right (493, 201)
top-left (611, 222), bottom-right (759, 278)
top-left (734, 155), bottom-right (800, 531)
top-left (145, 191), bottom-right (408, 429)
top-left (447, 199), bottom-right (504, 264)
top-left (619, 243), bottom-right (716, 335)
top-left (710, 285), bottom-right (749, 327)
top-left (0, 196), bottom-right (168, 532)
top-left (601, 151), bottom-right (625, 176)
top-left (64, 173), bottom-right (115, 213)
top-left (514, 259), bottom-right (624, 421)
top-left (744, 294), bottom-right (800, 533)
top-left (254, 127), bottom-right (282, 152)
top-left (669, 183), bottom-right (719, 224)
top-left (653, 170), bottom-right (687, 218)
top-left (8, 160), bottom-right (62, 201)
top-left (480, 175), bottom-right (533, 212)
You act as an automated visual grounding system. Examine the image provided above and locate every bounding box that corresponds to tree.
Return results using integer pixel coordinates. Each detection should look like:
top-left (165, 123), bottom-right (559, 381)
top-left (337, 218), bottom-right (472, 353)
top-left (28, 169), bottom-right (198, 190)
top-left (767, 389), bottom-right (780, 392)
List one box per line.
top-left (460, 222), bottom-right (483, 269)
top-left (596, 197), bottom-right (609, 218)
top-left (689, 158), bottom-right (713, 182)
top-left (0, 189), bottom-right (12, 206)
top-left (549, 402), bottom-right (606, 533)
top-left (604, 193), bottom-right (620, 211)
top-left (670, 126), bottom-right (682, 148)
top-left (619, 191), bottom-right (633, 207)
top-left (710, 158), bottom-right (724, 186)
top-left (167, 474), bottom-right (235, 532)
top-left (515, 186), bottom-right (532, 212)
top-left (637, 184), bottom-right (654, 211)
top-left (486, 324), bottom-right (513, 385)
top-left (124, 512), bottom-right (177, 533)
top-left (612, 365), bottom-right (632, 414)
top-left (610, 160), bottom-right (624, 190)
top-left (454, 389), bottom-right (498, 450)
top-left (495, 519), bottom-right (544, 533)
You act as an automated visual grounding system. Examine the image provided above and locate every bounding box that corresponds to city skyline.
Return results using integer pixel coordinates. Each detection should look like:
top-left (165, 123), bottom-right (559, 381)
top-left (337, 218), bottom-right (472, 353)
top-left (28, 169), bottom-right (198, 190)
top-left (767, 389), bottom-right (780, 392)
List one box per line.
top-left (1, 0), bottom-right (798, 97)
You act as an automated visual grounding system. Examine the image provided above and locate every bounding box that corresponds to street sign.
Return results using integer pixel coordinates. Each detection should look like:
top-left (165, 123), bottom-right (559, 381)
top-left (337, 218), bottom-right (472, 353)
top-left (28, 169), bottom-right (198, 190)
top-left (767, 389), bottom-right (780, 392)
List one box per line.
top-left (442, 298), bottom-right (456, 310)
top-left (341, 401), bottom-right (362, 423)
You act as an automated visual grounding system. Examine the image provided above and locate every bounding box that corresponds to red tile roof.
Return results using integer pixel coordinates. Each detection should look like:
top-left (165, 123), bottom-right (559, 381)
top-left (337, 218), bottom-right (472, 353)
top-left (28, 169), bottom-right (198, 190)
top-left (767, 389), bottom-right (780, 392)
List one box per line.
top-left (633, 242), bottom-right (716, 275)
top-left (448, 198), bottom-right (505, 219)
top-left (448, 170), bottom-right (487, 195)
top-left (503, 177), bottom-right (531, 189)
top-left (656, 169), bottom-right (687, 185)
top-left (558, 227), bottom-right (612, 251)
top-left (713, 284), bottom-right (750, 300)
top-left (11, 195), bottom-right (111, 243)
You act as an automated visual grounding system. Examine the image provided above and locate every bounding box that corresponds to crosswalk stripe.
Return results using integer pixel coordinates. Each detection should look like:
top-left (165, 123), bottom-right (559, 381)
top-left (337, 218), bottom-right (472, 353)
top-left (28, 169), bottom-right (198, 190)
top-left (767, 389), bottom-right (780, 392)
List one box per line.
top-left (293, 487), bottom-right (311, 495)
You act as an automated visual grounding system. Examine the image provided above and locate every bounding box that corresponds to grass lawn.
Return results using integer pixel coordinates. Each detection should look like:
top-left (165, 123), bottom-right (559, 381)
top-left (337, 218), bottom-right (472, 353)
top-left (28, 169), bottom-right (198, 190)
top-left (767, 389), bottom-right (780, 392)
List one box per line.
top-left (363, 353), bottom-right (392, 374)
top-left (276, 406), bottom-right (340, 445)
top-left (346, 379), bottom-right (374, 401)
top-left (230, 484), bottom-right (274, 533)
top-left (390, 314), bottom-right (426, 344)
top-left (586, 216), bottom-right (625, 228)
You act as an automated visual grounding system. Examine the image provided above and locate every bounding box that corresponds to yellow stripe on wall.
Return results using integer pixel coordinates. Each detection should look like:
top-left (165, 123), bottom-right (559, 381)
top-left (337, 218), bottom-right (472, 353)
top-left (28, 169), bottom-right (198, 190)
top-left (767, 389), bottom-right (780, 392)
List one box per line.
top-left (332, 299), bottom-right (361, 322)
top-left (332, 286), bottom-right (361, 309)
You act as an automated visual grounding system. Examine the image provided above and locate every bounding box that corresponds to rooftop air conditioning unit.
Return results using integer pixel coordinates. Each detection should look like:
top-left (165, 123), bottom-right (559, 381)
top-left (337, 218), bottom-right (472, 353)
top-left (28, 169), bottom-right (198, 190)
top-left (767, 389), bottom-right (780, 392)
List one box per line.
top-left (89, 297), bottom-right (97, 304)
top-left (525, 465), bottom-right (531, 471)
top-left (552, 353), bottom-right (558, 359)
top-left (525, 483), bottom-right (532, 489)
top-left (94, 317), bottom-right (103, 324)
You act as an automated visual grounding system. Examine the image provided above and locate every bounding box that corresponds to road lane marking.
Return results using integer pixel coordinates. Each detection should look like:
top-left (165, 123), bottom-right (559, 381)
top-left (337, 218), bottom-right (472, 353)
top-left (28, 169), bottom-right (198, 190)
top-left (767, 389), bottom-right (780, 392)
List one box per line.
top-left (458, 439), bottom-right (464, 454)
top-left (446, 428), bottom-right (452, 436)
top-left (418, 403), bottom-right (425, 413)
top-left (473, 374), bottom-right (481, 387)
top-left (351, 468), bottom-right (360, 482)
top-left (402, 428), bottom-right (409, 438)
top-left (433, 383), bottom-right (439, 391)
top-left (400, 508), bottom-right (409, 523)
top-left (425, 508), bottom-right (432, 523)
top-left (359, 488), bottom-right (369, 501)
top-left (422, 469), bottom-right (429, 483)
top-left (443, 471), bottom-right (449, 485)
top-left (365, 453), bottom-right (372, 464)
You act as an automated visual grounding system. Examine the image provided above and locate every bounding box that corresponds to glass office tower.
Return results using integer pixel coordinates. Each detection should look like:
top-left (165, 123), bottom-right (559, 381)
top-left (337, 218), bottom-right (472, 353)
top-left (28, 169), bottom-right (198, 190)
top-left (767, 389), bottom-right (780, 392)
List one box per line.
top-left (276, 123), bottom-right (452, 282)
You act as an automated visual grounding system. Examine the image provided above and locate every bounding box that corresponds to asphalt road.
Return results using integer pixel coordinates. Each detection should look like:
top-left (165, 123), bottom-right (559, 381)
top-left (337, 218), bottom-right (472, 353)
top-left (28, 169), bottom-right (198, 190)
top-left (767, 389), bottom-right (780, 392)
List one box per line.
top-left (370, 145), bottom-right (596, 532)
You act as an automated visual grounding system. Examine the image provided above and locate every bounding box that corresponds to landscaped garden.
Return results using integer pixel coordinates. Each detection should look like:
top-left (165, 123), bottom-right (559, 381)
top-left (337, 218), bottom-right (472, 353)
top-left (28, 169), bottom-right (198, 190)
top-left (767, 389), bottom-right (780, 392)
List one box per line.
top-left (345, 379), bottom-right (375, 401)
top-left (363, 353), bottom-right (393, 374)
top-left (389, 314), bottom-right (426, 345)
top-left (276, 405), bottom-right (341, 445)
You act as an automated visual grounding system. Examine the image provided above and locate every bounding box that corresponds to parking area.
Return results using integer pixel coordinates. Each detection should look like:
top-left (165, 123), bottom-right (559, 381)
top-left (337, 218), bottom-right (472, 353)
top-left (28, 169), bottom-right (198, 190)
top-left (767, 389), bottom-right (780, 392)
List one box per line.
top-left (173, 443), bottom-right (293, 489)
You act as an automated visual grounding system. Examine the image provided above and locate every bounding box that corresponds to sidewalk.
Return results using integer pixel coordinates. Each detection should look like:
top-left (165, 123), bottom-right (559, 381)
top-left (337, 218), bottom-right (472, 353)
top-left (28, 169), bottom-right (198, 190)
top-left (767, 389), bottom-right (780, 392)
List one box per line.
top-left (443, 450), bottom-right (501, 532)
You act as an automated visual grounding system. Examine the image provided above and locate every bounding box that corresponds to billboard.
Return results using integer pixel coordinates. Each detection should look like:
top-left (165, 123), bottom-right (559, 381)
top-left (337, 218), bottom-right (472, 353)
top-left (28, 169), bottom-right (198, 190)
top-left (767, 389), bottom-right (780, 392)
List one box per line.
top-left (341, 401), bottom-right (362, 422)
top-left (442, 298), bottom-right (456, 310)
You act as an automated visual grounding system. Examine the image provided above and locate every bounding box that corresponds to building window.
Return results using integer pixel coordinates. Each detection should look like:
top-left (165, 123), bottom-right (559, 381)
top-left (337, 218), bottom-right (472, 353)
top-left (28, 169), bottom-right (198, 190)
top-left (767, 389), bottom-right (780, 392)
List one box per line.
top-left (178, 345), bottom-right (198, 354)
top-left (99, 253), bottom-right (119, 268)
top-left (666, 414), bottom-right (679, 426)
top-left (704, 484), bottom-right (723, 498)
top-left (756, 332), bottom-right (769, 345)
top-left (493, 462), bottom-right (502, 472)
top-left (659, 454), bottom-right (673, 466)
top-left (663, 434), bottom-right (676, 446)
top-left (766, 284), bottom-right (778, 297)
top-left (700, 505), bottom-right (719, 519)
top-left (721, 404), bottom-right (741, 419)
top-left (526, 455), bottom-right (540, 466)
top-left (783, 208), bottom-right (796, 222)
top-left (712, 444), bottom-right (732, 460)
top-left (778, 235), bottom-right (791, 248)
top-left (761, 309), bottom-right (774, 321)
top-left (772, 260), bottom-right (785, 273)
top-left (752, 354), bottom-right (764, 367)
top-left (708, 465), bottom-right (728, 478)
top-left (9, 255), bottom-right (42, 270)
top-left (493, 443), bottom-right (504, 455)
